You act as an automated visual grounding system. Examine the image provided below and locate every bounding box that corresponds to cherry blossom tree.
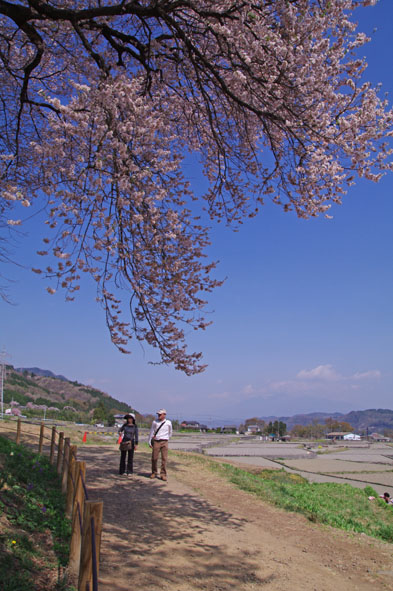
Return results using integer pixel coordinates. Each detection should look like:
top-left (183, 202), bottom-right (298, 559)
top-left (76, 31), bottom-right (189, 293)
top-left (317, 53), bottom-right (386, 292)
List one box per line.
top-left (1, 0), bottom-right (392, 374)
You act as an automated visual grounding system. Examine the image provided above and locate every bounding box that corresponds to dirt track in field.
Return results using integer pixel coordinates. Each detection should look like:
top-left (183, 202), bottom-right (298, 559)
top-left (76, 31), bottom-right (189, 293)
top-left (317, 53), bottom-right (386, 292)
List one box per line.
top-left (77, 445), bottom-right (393, 591)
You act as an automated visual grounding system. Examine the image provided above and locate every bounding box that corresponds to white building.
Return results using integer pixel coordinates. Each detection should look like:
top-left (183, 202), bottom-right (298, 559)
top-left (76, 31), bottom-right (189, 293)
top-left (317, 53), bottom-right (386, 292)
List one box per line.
top-left (343, 433), bottom-right (361, 441)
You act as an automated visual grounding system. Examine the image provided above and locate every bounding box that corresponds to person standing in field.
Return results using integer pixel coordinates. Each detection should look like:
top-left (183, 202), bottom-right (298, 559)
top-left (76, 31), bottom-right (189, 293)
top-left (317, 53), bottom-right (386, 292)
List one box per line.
top-left (149, 409), bottom-right (172, 481)
top-left (118, 413), bottom-right (138, 476)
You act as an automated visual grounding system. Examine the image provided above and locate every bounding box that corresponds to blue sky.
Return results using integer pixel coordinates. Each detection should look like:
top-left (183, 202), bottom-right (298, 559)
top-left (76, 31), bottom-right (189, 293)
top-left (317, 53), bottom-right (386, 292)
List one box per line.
top-left (1, 1), bottom-right (392, 424)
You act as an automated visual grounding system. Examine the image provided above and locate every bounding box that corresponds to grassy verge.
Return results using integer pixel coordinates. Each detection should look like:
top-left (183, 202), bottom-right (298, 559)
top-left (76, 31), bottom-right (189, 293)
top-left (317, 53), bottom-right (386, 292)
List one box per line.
top-left (0, 436), bottom-right (72, 591)
top-left (173, 451), bottom-right (393, 543)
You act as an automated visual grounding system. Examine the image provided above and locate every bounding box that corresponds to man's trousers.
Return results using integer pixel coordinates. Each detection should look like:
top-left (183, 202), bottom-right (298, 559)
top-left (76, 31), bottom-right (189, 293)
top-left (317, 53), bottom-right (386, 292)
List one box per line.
top-left (151, 439), bottom-right (168, 476)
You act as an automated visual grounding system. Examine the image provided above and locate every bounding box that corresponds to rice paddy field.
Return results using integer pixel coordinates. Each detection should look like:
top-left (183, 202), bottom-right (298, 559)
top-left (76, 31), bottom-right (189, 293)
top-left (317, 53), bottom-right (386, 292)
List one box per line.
top-left (159, 434), bottom-right (393, 497)
top-left (202, 440), bottom-right (393, 496)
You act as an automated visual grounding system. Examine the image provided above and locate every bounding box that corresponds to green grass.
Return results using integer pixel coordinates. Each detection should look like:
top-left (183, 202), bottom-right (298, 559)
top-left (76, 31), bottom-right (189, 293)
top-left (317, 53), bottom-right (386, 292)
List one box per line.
top-left (0, 436), bottom-right (72, 590)
top-left (174, 452), bottom-right (393, 543)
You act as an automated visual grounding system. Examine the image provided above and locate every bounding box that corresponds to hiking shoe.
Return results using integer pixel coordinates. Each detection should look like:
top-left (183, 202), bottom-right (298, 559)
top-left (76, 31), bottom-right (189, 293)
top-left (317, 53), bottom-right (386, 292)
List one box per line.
top-left (150, 473), bottom-right (157, 479)
top-left (161, 475), bottom-right (167, 481)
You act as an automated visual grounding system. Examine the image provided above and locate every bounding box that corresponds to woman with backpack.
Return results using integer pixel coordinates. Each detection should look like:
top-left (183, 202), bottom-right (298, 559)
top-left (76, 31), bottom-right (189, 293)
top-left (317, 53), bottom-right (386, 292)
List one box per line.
top-left (118, 413), bottom-right (138, 476)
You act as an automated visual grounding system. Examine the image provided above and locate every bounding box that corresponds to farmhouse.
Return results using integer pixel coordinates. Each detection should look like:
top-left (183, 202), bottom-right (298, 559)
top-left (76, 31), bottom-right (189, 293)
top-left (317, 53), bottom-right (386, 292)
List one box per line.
top-left (222, 425), bottom-right (237, 434)
top-left (181, 421), bottom-right (208, 431)
top-left (369, 432), bottom-right (390, 442)
top-left (268, 434), bottom-right (291, 442)
top-left (181, 420), bottom-right (200, 429)
top-left (327, 432), bottom-right (350, 440)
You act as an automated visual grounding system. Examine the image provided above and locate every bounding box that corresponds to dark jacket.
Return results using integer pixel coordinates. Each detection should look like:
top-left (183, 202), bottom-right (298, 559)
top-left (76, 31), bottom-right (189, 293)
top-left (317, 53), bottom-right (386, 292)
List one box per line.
top-left (119, 423), bottom-right (138, 445)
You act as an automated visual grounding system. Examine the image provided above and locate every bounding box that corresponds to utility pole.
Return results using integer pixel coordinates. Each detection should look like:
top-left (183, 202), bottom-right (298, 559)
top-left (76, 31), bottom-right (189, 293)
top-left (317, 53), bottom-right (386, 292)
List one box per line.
top-left (0, 350), bottom-right (7, 420)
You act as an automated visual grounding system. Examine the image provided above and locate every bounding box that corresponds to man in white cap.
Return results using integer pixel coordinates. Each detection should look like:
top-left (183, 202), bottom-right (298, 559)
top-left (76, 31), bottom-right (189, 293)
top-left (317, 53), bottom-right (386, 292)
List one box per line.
top-left (148, 409), bottom-right (172, 481)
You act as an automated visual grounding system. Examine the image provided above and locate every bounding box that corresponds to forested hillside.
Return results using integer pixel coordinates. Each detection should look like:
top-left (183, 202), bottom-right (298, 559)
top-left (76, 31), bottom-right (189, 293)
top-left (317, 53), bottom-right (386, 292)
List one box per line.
top-left (4, 365), bottom-right (134, 423)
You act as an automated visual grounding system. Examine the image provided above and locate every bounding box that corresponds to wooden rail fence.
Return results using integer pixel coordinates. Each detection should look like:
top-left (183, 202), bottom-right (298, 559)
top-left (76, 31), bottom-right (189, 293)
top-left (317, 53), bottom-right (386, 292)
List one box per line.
top-left (0, 418), bottom-right (103, 591)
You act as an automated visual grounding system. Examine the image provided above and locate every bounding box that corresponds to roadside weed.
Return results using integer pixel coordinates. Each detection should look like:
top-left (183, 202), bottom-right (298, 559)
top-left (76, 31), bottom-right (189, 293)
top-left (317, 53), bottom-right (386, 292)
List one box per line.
top-left (217, 463), bottom-right (393, 542)
top-left (0, 436), bottom-right (72, 590)
top-left (173, 451), bottom-right (393, 543)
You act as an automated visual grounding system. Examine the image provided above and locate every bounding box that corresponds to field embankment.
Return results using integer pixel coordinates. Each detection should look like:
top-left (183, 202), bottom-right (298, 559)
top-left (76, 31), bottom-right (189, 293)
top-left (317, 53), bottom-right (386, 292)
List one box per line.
top-left (0, 436), bottom-right (71, 591)
top-left (186, 453), bottom-right (393, 542)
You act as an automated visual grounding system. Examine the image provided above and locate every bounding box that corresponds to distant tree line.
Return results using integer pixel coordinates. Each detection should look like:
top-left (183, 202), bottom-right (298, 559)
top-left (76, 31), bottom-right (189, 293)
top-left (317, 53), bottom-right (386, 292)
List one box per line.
top-left (239, 417), bottom-right (361, 439)
top-left (290, 419), bottom-right (354, 439)
top-left (239, 418), bottom-right (287, 436)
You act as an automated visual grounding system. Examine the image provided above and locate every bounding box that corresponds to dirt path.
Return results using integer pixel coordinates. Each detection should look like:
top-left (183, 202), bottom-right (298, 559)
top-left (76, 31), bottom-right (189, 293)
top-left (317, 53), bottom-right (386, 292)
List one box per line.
top-left (76, 445), bottom-right (393, 591)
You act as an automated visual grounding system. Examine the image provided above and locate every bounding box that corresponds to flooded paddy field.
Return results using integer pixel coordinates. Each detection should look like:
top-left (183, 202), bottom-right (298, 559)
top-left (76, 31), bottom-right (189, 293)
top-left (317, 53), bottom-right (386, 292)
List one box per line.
top-left (205, 441), bottom-right (316, 459)
top-left (169, 433), bottom-right (393, 496)
top-left (283, 457), bottom-right (393, 473)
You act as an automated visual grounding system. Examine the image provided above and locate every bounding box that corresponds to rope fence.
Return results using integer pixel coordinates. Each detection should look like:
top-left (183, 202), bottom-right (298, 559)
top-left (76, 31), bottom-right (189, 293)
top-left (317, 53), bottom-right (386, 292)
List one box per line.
top-left (0, 418), bottom-right (103, 591)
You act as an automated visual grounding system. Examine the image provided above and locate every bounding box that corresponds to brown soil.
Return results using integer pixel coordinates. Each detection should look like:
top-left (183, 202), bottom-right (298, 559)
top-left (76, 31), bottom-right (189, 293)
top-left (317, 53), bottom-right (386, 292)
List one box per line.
top-left (77, 446), bottom-right (393, 591)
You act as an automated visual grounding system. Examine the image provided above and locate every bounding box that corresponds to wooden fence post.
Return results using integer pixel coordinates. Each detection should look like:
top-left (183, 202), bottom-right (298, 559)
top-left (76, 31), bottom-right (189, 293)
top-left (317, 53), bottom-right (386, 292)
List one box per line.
top-left (78, 500), bottom-right (103, 591)
top-left (49, 426), bottom-right (57, 464)
top-left (38, 422), bottom-right (45, 454)
top-left (66, 446), bottom-right (78, 517)
top-left (61, 437), bottom-right (71, 494)
top-left (68, 461), bottom-right (86, 577)
top-left (16, 418), bottom-right (21, 444)
top-left (57, 432), bottom-right (64, 474)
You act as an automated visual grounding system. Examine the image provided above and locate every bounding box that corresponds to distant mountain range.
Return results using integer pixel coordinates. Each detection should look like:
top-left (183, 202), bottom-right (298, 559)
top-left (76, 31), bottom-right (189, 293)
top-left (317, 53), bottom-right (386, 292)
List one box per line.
top-left (17, 367), bottom-right (69, 382)
top-left (258, 409), bottom-right (393, 433)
